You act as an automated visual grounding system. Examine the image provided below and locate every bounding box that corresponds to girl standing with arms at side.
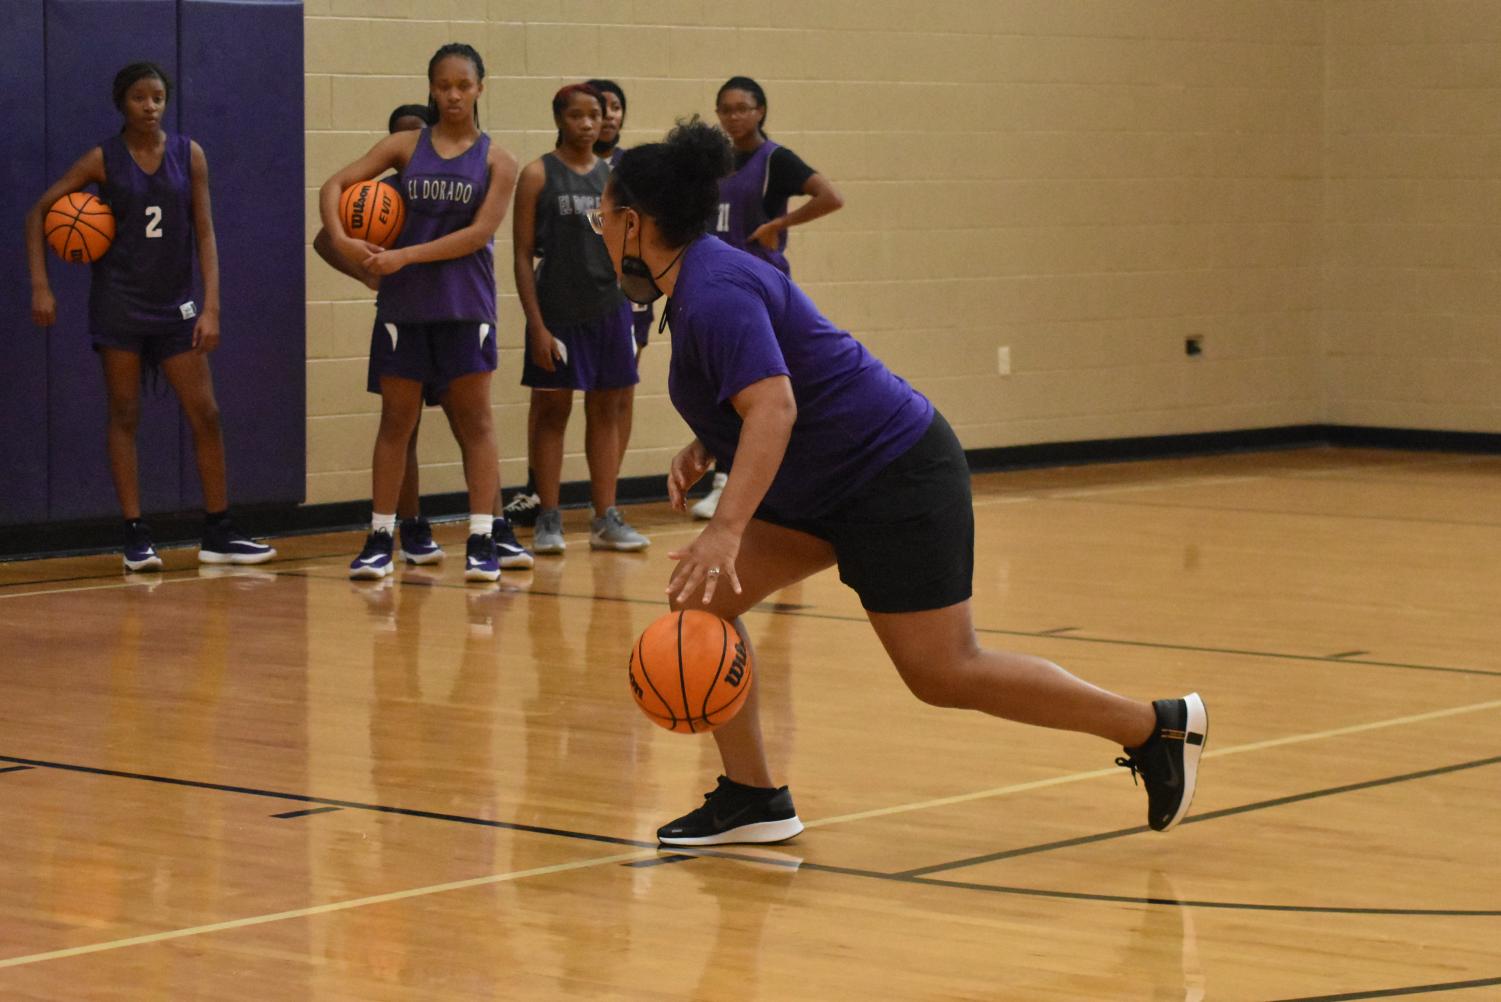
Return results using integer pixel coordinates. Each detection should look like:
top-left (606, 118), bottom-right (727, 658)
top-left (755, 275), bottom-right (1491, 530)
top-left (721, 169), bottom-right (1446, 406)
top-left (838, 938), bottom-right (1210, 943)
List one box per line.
top-left (512, 84), bottom-right (649, 556)
top-left (24, 62), bottom-right (275, 570)
top-left (693, 76), bottom-right (847, 519)
top-left (319, 43), bottom-right (518, 583)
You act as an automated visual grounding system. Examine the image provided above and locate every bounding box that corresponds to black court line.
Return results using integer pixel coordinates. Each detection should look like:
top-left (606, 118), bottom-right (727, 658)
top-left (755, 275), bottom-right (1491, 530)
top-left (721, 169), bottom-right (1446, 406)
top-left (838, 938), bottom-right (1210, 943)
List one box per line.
top-left (271, 806), bottom-right (343, 820)
top-left (1036, 626), bottom-right (1081, 635)
top-left (278, 568), bottom-right (1501, 682)
top-left (0, 765), bottom-right (35, 774)
top-left (897, 753), bottom-right (1501, 878)
top-left (14, 561), bottom-right (1501, 684)
top-left (4, 750), bottom-right (1494, 918)
top-left (622, 854), bottom-right (694, 868)
top-left (892, 874), bottom-right (1501, 917)
top-left (0, 753), bottom-right (657, 852)
top-left (1268, 975), bottom-right (1501, 1001)
top-left (635, 847), bottom-right (1501, 917)
top-left (1327, 650), bottom-right (1369, 659)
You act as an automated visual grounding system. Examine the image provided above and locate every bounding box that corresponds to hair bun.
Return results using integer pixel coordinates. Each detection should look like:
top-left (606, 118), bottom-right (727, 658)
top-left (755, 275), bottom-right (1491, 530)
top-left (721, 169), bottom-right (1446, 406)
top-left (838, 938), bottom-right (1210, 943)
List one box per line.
top-left (665, 117), bottom-right (733, 184)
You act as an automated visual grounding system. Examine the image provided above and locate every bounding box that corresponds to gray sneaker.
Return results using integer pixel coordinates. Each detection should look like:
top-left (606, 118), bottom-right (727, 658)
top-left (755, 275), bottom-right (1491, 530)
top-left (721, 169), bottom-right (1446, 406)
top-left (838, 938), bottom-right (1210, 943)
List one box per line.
top-left (590, 507), bottom-right (650, 551)
top-left (533, 507), bottom-right (566, 555)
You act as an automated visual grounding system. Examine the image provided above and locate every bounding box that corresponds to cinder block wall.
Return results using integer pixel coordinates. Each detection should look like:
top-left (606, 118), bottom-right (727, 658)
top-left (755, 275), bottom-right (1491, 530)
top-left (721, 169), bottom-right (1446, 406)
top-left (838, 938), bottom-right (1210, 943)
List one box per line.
top-left (1322, 0), bottom-right (1501, 432)
top-left (303, 1), bottom-right (1493, 507)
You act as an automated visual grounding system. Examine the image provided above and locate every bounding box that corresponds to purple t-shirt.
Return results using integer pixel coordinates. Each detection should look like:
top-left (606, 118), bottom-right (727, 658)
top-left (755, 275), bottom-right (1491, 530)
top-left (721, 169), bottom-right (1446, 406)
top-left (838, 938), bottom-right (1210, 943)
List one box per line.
top-left (667, 237), bottom-right (933, 518)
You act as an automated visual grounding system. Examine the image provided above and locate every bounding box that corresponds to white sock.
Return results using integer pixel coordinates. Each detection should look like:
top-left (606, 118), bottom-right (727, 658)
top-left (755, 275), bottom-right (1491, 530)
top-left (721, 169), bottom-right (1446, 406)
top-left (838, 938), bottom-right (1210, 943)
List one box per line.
top-left (470, 513), bottom-right (491, 537)
top-left (372, 513), bottom-right (396, 536)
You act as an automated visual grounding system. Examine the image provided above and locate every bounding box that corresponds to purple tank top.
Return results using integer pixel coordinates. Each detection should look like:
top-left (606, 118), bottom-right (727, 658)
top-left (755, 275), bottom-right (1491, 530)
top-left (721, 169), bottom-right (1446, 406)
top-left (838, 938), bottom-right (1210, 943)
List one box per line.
top-left (712, 139), bottom-right (790, 275)
top-left (91, 133), bottom-right (197, 334)
top-left (377, 129), bottom-right (496, 324)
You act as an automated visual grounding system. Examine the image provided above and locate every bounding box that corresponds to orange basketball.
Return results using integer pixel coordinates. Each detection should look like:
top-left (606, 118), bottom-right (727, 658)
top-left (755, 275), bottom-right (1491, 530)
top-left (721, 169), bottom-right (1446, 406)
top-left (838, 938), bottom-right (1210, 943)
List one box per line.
top-left (629, 610), bottom-right (752, 734)
top-left (339, 179), bottom-right (406, 249)
top-left (45, 192), bottom-right (115, 263)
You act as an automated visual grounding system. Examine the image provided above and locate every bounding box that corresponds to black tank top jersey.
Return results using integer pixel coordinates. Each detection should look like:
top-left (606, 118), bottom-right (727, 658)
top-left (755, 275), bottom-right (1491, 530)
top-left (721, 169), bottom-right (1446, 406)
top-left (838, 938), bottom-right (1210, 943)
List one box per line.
top-left (532, 152), bottom-right (624, 326)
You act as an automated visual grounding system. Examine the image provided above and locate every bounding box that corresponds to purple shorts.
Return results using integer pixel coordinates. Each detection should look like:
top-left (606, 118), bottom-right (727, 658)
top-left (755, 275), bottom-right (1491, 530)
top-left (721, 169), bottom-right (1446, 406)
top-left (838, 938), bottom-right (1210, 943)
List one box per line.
top-left (91, 322), bottom-right (196, 367)
top-left (368, 320), bottom-right (496, 402)
top-left (522, 301), bottom-right (639, 391)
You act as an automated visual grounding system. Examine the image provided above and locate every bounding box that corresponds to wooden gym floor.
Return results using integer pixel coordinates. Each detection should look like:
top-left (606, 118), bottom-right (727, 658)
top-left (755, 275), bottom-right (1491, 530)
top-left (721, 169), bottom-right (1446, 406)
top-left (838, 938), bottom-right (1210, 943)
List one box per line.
top-left (0, 446), bottom-right (1497, 1000)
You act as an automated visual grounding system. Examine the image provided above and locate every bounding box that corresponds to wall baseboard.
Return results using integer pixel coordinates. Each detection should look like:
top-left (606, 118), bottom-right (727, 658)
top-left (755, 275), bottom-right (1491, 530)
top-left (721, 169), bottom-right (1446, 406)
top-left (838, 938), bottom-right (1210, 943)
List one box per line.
top-left (2, 423), bottom-right (1497, 561)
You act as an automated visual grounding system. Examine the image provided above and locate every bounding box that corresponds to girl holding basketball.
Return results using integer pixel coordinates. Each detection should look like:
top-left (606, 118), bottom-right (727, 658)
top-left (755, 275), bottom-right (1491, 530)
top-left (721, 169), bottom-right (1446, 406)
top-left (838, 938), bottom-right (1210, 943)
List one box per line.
top-left (319, 43), bottom-right (518, 582)
top-left (23, 61), bottom-right (275, 570)
top-left (692, 77), bottom-right (846, 520)
top-left (512, 83), bottom-right (648, 555)
top-left (597, 121), bottom-right (1207, 846)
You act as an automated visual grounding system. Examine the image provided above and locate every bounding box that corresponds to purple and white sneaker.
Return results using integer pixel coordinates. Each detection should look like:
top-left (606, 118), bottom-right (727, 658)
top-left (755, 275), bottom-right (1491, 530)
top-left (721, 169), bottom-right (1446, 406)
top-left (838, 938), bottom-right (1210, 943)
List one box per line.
top-left (349, 530), bottom-right (394, 580)
top-left (492, 517), bottom-right (534, 570)
top-left (399, 517), bottom-right (444, 565)
top-left (465, 533), bottom-right (500, 583)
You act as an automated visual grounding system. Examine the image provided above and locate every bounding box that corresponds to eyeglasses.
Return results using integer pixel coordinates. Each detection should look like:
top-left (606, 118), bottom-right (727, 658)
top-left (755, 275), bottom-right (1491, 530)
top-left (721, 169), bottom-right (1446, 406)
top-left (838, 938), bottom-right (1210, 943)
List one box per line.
top-left (585, 205), bottom-right (626, 235)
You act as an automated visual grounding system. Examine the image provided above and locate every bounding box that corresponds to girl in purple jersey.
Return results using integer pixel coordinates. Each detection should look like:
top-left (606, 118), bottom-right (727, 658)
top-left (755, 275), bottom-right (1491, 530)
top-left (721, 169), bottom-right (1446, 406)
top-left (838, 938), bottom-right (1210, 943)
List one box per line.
top-left (694, 77), bottom-right (848, 520)
top-left (319, 44), bottom-right (522, 583)
top-left (595, 121), bottom-right (1207, 847)
top-left (24, 62), bottom-right (275, 571)
top-left (711, 76), bottom-right (844, 274)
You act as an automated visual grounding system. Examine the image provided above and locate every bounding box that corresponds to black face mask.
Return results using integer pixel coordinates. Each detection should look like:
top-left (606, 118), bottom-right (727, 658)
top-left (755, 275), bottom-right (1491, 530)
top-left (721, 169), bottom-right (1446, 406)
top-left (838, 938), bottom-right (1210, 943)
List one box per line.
top-left (618, 214), bottom-right (686, 306)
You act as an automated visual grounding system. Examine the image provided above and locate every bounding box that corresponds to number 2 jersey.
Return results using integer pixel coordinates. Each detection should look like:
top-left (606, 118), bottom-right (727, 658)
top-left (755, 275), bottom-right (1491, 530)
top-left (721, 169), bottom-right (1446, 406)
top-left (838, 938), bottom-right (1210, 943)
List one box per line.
top-left (91, 133), bottom-right (198, 335)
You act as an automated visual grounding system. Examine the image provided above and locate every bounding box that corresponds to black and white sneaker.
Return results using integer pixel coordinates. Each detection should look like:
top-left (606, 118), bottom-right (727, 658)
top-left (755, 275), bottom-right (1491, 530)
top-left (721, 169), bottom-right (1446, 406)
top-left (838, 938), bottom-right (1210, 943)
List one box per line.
top-left (502, 490), bottom-right (541, 528)
top-left (1116, 692), bottom-right (1208, 832)
top-left (123, 520), bottom-right (164, 572)
top-left (200, 519), bottom-right (276, 565)
top-left (657, 776), bottom-right (804, 846)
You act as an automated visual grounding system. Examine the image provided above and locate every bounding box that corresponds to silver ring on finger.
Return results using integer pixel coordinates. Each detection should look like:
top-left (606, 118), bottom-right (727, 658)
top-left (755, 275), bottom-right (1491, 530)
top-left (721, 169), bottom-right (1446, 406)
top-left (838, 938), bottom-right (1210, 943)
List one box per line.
top-left (707, 567), bottom-right (721, 578)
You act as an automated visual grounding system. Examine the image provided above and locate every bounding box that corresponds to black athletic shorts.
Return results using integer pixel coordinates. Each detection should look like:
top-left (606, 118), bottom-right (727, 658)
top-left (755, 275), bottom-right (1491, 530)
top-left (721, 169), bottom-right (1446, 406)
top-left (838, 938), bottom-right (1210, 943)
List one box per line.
top-left (754, 411), bottom-right (974, 614)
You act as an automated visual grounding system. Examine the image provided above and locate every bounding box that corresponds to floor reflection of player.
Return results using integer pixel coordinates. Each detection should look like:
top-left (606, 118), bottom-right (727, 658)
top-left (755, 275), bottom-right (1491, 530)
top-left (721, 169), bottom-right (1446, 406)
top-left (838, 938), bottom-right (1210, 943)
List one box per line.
top-left (682, 856), bottom-right (801, 1001)
top-left (501, 557), bottom-right (660, 988)
top-left (338, 578), bottom-right (515, 992)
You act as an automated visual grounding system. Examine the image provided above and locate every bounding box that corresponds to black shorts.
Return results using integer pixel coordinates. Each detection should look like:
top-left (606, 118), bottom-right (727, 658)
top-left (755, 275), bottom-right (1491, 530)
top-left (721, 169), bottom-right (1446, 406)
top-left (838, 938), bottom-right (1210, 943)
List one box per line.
top-left (755, 411), bottom-right (974, 614)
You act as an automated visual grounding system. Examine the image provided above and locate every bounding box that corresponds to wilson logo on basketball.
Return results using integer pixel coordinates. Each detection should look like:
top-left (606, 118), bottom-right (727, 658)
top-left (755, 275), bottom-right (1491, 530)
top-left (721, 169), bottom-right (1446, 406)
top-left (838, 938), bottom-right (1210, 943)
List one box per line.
top-left (628, 665), bottom-right (645, 701)
top-left (725, 642), bottom-right (747, 688)
top-left (348, 186), bottom-right (371, 231)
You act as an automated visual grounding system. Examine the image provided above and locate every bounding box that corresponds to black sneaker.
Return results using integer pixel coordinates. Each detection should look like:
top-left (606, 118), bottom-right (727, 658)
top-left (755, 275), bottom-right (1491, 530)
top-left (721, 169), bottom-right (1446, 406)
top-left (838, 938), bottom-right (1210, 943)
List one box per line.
top-left (200, 519), bottom-right (276, 565)
top-left (657, 776), bottom-right (804, 846)
top-left (502, 490), bottom-right (541, 528)
top-left (123, 520), bottom-right (164, 572)
top-left (1116, 692), bottom-right (1208, 832)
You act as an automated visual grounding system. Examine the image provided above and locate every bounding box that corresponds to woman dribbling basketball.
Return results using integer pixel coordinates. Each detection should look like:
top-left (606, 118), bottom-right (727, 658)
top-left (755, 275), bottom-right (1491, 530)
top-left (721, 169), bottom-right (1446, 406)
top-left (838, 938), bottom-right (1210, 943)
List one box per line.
top-left (596, 121), bottom-right (1209, 846)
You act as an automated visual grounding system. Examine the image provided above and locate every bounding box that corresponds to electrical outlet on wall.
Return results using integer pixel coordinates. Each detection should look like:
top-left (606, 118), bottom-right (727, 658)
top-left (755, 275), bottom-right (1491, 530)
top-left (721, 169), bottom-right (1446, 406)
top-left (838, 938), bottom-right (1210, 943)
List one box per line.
top-left (997, 345), bottom-right (1011, 375)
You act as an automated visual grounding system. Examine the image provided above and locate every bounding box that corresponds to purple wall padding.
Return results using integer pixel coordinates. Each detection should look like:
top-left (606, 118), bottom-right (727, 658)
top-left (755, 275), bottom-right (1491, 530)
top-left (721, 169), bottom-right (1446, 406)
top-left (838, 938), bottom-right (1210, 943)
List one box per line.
top-left (0, 1), bottom-right (50, 523)
top-left (177, 0), bottom-right (305, 507)
top-left (44, 0), bottom-right (183, 521)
